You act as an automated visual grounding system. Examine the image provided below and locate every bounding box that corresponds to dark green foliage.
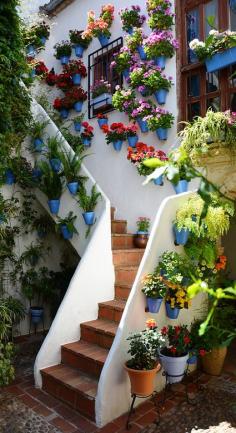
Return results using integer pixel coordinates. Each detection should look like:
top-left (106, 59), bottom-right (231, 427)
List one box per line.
top-left (38, 161), bottom-right (64, 199)
top-left (77, 184), bottom-right (101, 212)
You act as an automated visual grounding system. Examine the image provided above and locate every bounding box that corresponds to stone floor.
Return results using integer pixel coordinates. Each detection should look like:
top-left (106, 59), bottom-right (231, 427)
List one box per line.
top-left (1, 334), bottom-right (236, 433)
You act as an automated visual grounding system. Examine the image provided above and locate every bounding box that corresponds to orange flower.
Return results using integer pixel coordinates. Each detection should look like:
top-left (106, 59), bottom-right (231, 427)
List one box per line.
top-left (146, 318), bottom-right (157, 329)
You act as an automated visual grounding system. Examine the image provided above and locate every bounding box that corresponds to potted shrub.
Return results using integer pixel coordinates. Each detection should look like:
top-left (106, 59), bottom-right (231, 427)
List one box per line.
top-left (20, 241), bottom-right (45, 266)
top-left (38, 161), bottom-right (64, 215)
top-left (34, 21), bottom-right (50, 45)
top-left (112, 86), bottom-right (136, 116)
top-left (30, 119), bottom-right (49, 152)
top-left (73, 113), bottom-right (85, 132)
top-left (59, 150), bottom-right (87, 195)
top-left (126, 28), bottom-right (147, 60)
top-left (32, 214), bottom-right (54, 239)
top-left (134, 217), bottom-right (150, 248)
top-left (56, 211), bottom-right (78, 240)
top-left (146, 0), bottom-right (175, 30)
top-left (145, 108), bottom-right (174, 140)
top-left (55, 72), bottom-right (73, 92)
top-left (111, 47), bottom-right (136, 79)
top-left (130, 100), bottom-right (156, 133)
top-left (85, 4), bottom-right (115, 47)
top-left (124, 318), bottom-right (161, 396)
top-left (63, 59), bottom-right (87, 86)
top-left (144, 30), bottom-right (179, 69)
top-left (81, 121), bottom-right (94, 146)
top-left (91, 80), bottom-right (112, 110)
top-left (77, 184), bottom-right (101, 225)
top-left (69, 29), bottom-right (92, 57)
top-left (54, 40), bottom-right (72, 65)
top-left (142, 274), bottom-right (166, 313)
top-left (119, 6), bottom-right (146, 34)
top-left (65, 87), bottom-right (87, 113)
top-left (126, 123), bottom-right (139, 147)
top-left (102, 122), bottom-right (127, 151)
top-left (97, 113), bottom-right (108, 129)
top-left (47, 136), bottom-right (63, 173)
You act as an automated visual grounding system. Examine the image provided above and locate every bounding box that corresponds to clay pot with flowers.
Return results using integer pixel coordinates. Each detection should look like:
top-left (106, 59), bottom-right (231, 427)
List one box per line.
top-left (55, 72), bottom-right (73, 92)
top-left (146, 0), bottom-right (175, 31)
top-left (53, 96), bottom-right (72, 119)
top-left (45, 68), bottom-right (57, 86)
top-left (81, 121), bottom-right (94, 146)
top-left (145, 108), bottom-right (174, 140)
top-left (124, 319), bottom-right (161, 396)
top-left (134, 217), bottom-right (150, 248)
top-left (102, 122), bottom-right (127, 151)
top-left (63, 59), bottom-right (87, 86)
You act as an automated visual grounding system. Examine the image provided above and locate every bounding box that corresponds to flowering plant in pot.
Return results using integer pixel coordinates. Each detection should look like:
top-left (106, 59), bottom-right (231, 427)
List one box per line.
top-left (38, 161), bottom-right (64, 215)
top-left (125, 123), bottom-right (138, 147)
top-left (126, 28), bottom-right (147, 60)
top-left (134, 216), bottom-right (150, 248)
top-left (129, 62), bottom-right (156, 96)
top-left (187, 321), bottom-right (208, 365)
top-left (145, 108), bottom-right (174, 140)
top-left (91, 79), bottom-right (112, 109)
top-left (97, 113), bottom-right (108, 128)
top-left (111, 47), bottom-right (138, 78)
top-left (125, 319), bottom-right (161, 396)
top-left (63, 59), bottom-right (87, 86)
top-left (73, 113), bottom-right (85, 132)
top-left (30, 119), bottom-right (49, 152)
top-left (144, 30), bottom-right (179, 69)
top-left (119, 6), bottom-right (146, 34)
top-left (65, 87), bottom-right (87, 112)
top-left (77, 183), bottom-right (101, 226)
top-left (127, 142), bottom-right (167, 183)
top-left (54, 41), bottom-right (72, 65)
top-left (142, 70), bottom-right (173, 104)
top-left (146, 0), bottom-right (175, 30)
top-left (53, 97), bottom-right (72, 119)
top-left (34, 21), bottom-right (50, 44)
top-left (102, 122), bottom-right (127, 151)
top-left (55, 72), bottom-right (73, 92)
top-left (142, 274), bottom-right (167, 313)
top-left (69, 29), bottom-right (92, 57)
top-left (112, 86), bottom-right (136, 115)
top-left (81, 121), bottom-right (94, 146)
top-left (35, 61), bottom-right (48, 77)
top-left (130, 100), bottom-right (156, 132)
top-left (56, 211), bottom-right (78, 240)
top-left (45, 68), bottom-right (57, 86)
top-left (84, 5), bottom-right (114, 47)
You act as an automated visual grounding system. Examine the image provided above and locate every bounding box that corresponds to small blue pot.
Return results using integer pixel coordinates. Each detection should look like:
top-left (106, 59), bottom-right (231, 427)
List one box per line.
top-left (74, 101), bottom-right (83, 112)
top-left (0, 214), bottom-right (5, 224)
top-left (74, 121), bottom-right (81, 132)
top-left (137, 118), bottom-right (149, 133)
top-left (123, 69), bottom-right (130, 80)
top-left (60, 55), bottom-right (70, 65)
top-left (40, 36), bottom-right (47, 45)
top-left (5, 169), bottom-right (16, 185)
top-left (75, 45), bottom-right (84, 58)
top-left (156, 128), bottom-right (168, 140)
top-left (72, 73), bottom-right (81, 85)
top-left (32, 168), bottom-right (42, 180)
top-left (30, 69), bottom-right (36, 79)
top-left (98, 118), bottom-right (108, 128)
top-left (173, 225), bottom-right (189, 246)
top-left (60, 108), bottom-right (69, 119)
top-left (83, 211), bottom-right (95, 225)
top-left (98, 34), bottom-right (110, 47)
top-left (153, 175), bottom-right (163, 186)
top-left (187, 354), bottom-right (197, 365)
top-left (154, 56), bottom-right (166, 69)
top-left (155, 89), bottom-right (168, 105)
top-left (137, 45), bottom-right (147, 60)
top-left (165, 302), bottom-right (180, 320)
top-left (173, 180), bottom-right (189, 194)
top-left (127, 135), bottom-right (138, 147)
top-left (113, 140), bottom-right (123, 151)
top-left (50, 158), bottom-right (62, 173)
top-left (127, 27), bottom-right (134, 35)
top-left (147, 297), bottom-right (163, 313)
top-left (37, 230), bottom-right (47, 239)
top-left (26, 45), bottom-right (35, 57)
top-left (82, 137), bottom-right (91, 147)
top-left (205, 46), bottom-right (236, 73)
top-left (30, 307), bottom-right (43, 325)
top-left (61, 224), bottom-right (73, 240)
top-left (48, 199), bottom-right (60, 215)
top-left (67, 181), bottom-right (79, 195)
top-left (34, 138), bottom-right (44, 152)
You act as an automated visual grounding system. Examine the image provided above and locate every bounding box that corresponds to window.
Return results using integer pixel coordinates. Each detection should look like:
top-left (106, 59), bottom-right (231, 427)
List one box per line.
top-left (88, 37), bottom-right (123, 118)
top-left (177, 0), bottom-right (236, 121)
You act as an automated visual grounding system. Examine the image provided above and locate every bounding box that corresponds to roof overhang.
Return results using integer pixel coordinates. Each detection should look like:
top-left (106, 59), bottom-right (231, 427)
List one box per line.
top-left (40, 0), bottom-right (75, 16)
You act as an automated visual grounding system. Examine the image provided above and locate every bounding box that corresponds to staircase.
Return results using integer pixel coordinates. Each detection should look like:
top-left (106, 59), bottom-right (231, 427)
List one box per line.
top-left (40, 207), bottom-right (144, 421)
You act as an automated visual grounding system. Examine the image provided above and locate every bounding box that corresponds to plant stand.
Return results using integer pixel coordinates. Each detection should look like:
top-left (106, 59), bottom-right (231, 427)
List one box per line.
top-left (29, 315), bottom-right (45, 335)
top-left (160, 365), bottom-right (201, 407)
top-left (126, 392), bottom-right (160, 430)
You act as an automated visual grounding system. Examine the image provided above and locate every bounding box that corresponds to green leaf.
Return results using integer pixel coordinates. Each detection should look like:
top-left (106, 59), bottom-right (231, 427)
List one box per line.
top-left (142, 158), bottom-right (165, 168)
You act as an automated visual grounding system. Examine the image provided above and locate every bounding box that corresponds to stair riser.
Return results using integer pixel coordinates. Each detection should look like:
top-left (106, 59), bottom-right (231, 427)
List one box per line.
top-left (112, 236), bottom-right (134, 249)
top-left (115, 268), bottom-right (137, 286)
top-left (81, 326), bottom-right (115, 349)
top-left (113, 251), bottom-right (143, 266)
top-left (61, 348), bottom-right (104, 378)
top-left (42, 374), bottom-right (95, 420)
top-left (111, 221), bottom-right (127, 234)
top-left (115, 285), bottom-right (131, 300)
top-left (111, 207), bottom-right (115, 221)
top-left (98, 305), bottom-right (123, 322)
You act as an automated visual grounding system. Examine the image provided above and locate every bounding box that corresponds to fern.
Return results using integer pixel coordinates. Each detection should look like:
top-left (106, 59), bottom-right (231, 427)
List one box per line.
top-left (77, 184), bottom-right (101, 212)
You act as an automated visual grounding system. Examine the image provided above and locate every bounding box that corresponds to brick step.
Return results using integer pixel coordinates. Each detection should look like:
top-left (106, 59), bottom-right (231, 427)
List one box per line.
top-left (62, 340), bottom-right (108, 378)
top-left (41, 364), bottom-right (97, 420)
top-left (112, 234), bottom-right (135, 249)
top-left (112, 248), bottom-right (144, 266)
top-left (80, 319), bottom-right (118, 349)
top-left (98, 299), bottom-right (126, 322)
top-left (111, 220), bottom-right (127, 234)
top-left (115, 283), bottom-right (132, 300)
top-left (115, 265), bottom-right (138, 286)
top-left (111, 206), bottom-right (116, 221)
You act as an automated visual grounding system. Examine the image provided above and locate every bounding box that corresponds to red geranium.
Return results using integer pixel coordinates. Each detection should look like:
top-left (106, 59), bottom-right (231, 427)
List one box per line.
top-left (65, 87), bottom-right (87, 103)
top-left (161, 325), bottom-right (191, 357)
top-left (97, 113), bottom-right (108, 119)
top-left (63, 59), bottom-right (87, 77)
top-left (103, 122), bottom-right (127, 144)
top-left (35, 61), bottom-right (48, 76)
top-left (56, 72), bottom-right (73, 92)
top-left (81, 121), bottom-right (94, 139)
top-left (45, 68), bottom-right (57, 86)
top-left (126, 123), bottom-right (138, 137)
top-left (127, 142), bottom-right (167, 177)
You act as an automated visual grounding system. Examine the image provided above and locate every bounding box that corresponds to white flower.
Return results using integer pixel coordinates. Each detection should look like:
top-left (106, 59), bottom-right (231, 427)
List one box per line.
top-left (115, 85), bottom-right (120, 91)
top-left (209, 29), bottom-right (219, 36)
top-left (189, 38), bottom-right (200, 49)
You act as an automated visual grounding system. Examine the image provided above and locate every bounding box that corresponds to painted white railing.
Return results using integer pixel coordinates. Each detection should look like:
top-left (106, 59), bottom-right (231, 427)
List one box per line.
top-left (31, 101), bottom-right (115, 387)
top-left (96, 192), bottom-right (206, 427)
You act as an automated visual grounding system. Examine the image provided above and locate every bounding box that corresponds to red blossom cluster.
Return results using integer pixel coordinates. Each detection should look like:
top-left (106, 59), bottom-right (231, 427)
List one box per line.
top-left (102, 122), bottom-right (127, 143)
top-left (127, 142), bottom-right (167, 163)
top-left (35, 61), bottom-right (48, 76)
top-left (81, 121), bottom-right (94, 139)
top-left (161, 325), bottom-right (192, 357)
top-left (97, 113), bottom-right (108, 119)
top-left (53, 87), bottom-right (87, 111)
top-left (63, 59), bottom-right (87, 77)
top-left (56, 72), bottom-right (73, 91)
top-left (215, 255), bottom-right (227, 271)
top-left (45, 68), bottom-right (57, 86)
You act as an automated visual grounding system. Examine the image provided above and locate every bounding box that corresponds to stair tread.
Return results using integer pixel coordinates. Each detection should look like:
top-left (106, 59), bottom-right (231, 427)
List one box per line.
top-left (112, 248), bottom-right (144, 253)
top-left (114, 265), bottom-right (139, 270)
top-left (115, 282), bottom-right (133, 288)
top-left (112, 233), bottom-right (134, 237)
top-left (112, 219), bottom-right (127, 223)
top-left (99, 299), bottom-right (126, 311)
top-left (81, 319), bottom-right (118, 335)
top-left (41, 364), bottom-right (98, 397)
top-left (63, 341), bottom-right (109, 363)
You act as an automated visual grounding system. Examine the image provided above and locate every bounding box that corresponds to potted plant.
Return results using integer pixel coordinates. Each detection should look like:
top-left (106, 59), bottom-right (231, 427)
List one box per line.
top-left (97, 113), bottom-right (108, 129)
top-left (124, 319), bottom-right (161, 396)
top-left (127, 142), bottom-right (168, 184)
top-left (53, 97), bottom-right (72, 119)
top-left (30, 119), bottom-right (49, 152)
top-left (126, 123), bottom-right (139, 147)
top-left (46, 136), bottom-right (63, 173)
top-left (134, 217), bottom-right (150, 248)
top-left (55, 72), bottom-right (73, 92)
top-left (85, 4), bottom-right (114, 47)
top-left (73, 113), bottom-right (85, 132)
top-left (63, 59), bottom-right (87, 86)
top-left (32, 214), bottom-right (54, 238)
top-left (56, 211), bottom-right (78, 240)
top-left (142, 273), bottom-right (166, 313)
top-left (81, 121), bottom-right (94, 146)
top-left (59, 150), bottom-right (87, 195)
top-left (188, 321), bottom-right (207, 365)
top-left (69, 29), bottom-right (92, 57)
top-left (5, 168), bottom-right (16, 185)
top-left (129, 63), bottom-right (153, 96)
top-left (35, 61), bottom-right (48, 77)
top-left (144, 30), bottom-right (179, 69)
top-left (126, 28), bottom-right (147, 60)
top-left (111, 47), bottom-right (136, 79)
top-left (65, 87), bottom-right (87, 112)
top-left (102, 122), bottom-right (127, 151)
top-left (112, 86), bottom-right (136, 116)
top-left (54, 40), bottom-right (72, 65)
top-left (119, 6), bottom-right (146, 34)
top-left (20, 241), bottom-right (45, 266)
top-left (38, 161), bottom-right (64, 215)
top-left (34, 21), bottom-right (50, 45)
top-left (142, 69), bottom-right (174, 105)
top-left (145, 108), bottom-right (174, 140)
top-left (130, 100), bottom-right (156, 132)
top-left (77, 184), bottom-right (101, 225)
top-left (45, 68), bottom-right (57, 86)
top-left (91, 80), bottom-right (112, 109)
top-left (146, 0), bottom-right (175, 30)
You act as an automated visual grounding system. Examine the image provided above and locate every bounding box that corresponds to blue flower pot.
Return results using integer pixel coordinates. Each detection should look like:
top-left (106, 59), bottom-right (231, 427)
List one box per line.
top-left (173, 225), bottom-right (189, 246)
top-left (60, 108), bottom-right (69, 119)
top-left (113, 140), bottom-right (123, 151)
top-left (153, 175), bottom-right (163, 186)
top-left (67, 181), bottom-right (79, 195)
top-left (98, 118), bottom-right (108, 128)
top-left (187, 354), bottom-right (197, 365)
top-left (123, 69), bottom-right (130, 80)
top-left (154, 56), bottom-right (166, 69)
top-left (137, 45), bottom-right (147, 60)
top-left (30, 69), bottom-right (36, 79)
top-left (127, 27), bottom-right (134, 35)
top-left (34, 138), bottom-right (44, 152)
top-left (60, 55), bottom-right (70, 65)
top-left (83, 211), bottom-right (95, 225)
top-left (173, 180), bottom-right (189, 194)
top-left (147, 297), bottom-right (163, 313)
top-left (205, 46), bottom-right (236, 73)
top-left (0, 214), bottom-right (5, 224)
top-left (26, 45), bottom-right (35, 57)
top-left (137, 118), bottom-right (149, 133)
top-left (30, 307), bottom-right (43, 325)
top-left (82, 137), bottom-right (91, 147)
top-left (74, 121), bottom-right (81, 132)
top-left (75, 45), bottom-right (84, 58)
top-left (127, 135), bottom-right (138, 147)
top-left (61, 224), bottom-right (73, 240)
top-left (50, 158), bottom-right (62, 173)
top-left (155, 89), bottom-right (168, 105)
top-left (98, 34), bottom-right (110, 47)
top-left (48, 199), bottom-right (60, 215)
top-left (165, 302), bottom-right (180, 320)
top-left (37, 230), bottom-right (47, 239)
top-left (40, 36), bottom-right (47, 45)
top-left (5, 169), bottom-right (16, 185)
top-left (74, 101), bottom-right (83, 112)
top-left (156, 127), bottom-right (168, 140)
top-left (32, 168), bottom-right (42, 180)
top-left (72, 73), bottom-right (81, 85)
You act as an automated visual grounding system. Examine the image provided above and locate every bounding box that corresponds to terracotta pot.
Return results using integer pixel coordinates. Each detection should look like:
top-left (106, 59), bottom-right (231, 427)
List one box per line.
top-left (201, 346), bottom-right (227, 376)
top-left (134, 233), bottom-right (149, 249)
top-left (124, 362), bottom-right (161, 396)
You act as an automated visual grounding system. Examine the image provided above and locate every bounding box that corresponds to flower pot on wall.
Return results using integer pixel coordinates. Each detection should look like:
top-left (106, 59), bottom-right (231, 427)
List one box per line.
top-left (173, 225), bottom-right (189, 246)
top-left (72, 73), bottom-right (81, 85)
top-left (5, 169), bottom-right (16, 185)
top-left (30, 307), bottom-right (44, 325)
top-left (74, 101), bottom-right (83, 112)
top-left (147, 297), bottom-right (163, 313)
top-left (124, 363), bottom-right (161, 396)
top-left (137, 45), bottom-right (147, 60)
top-left (201, 347), bottom-right (227, 376)
top-left (137, 118), bottom-right (149, 133)
top-left (74, 121), bottom-right (81, 132)
top-left (50, 158), bottom-right (62, 173)
top-left (127, 135), bottom-right (138, 147)
top-left (123, 69), bottom-right (130, 80)
top-left (67, 181), bottom-right (79, 195)
top-left (26, 45), bottom-right (36, 57)
top-left (153, 175), bottom-right (164, 186)
top-left (173, 180), bottom-right (189, 194)
top-left (154, 89), bottom-right (168, 105)
top-left (154, 56), bottom-right (166, 69)
top-left (165, 302), bottom-right (180, 320)
top-left (112, 140), bottom-right (123, 151)
top-left (60, 224), bottom-right (73, 240)
top-left (156, 128), bottom-right (168, 140)
top-left (48, 199), bottom-right (60, 215)
top-left (98, 118), bottom-right (108, 128)
top-left (32, 168), bottom-right (42, 181)
top-left (98, 34), bottom-right (110, 47)
top-left (83, 211), bottom-right (95, 225)
top-left (205, 46), bottom-right (236, 73)
top-left (134, 232), bottom-right (149, 248)
top-left (127, 28), bottom-right (134, 35)
top-left (60, 108), bottom-right (69, 119)
top-left (34, 138), bottom-right (44, 152)
top-left (82, 137), bottom-right (91, 147)
top-left (159, 351), bottom-right (189, 384)
top-left (60, 55), bottom-right (70, 65)
top-left (75, 45), bottom-right (84, 57)
top-left (92, 93), bottom-right (112, 109)
top-left (40, 36), bottom-right (47, 45)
